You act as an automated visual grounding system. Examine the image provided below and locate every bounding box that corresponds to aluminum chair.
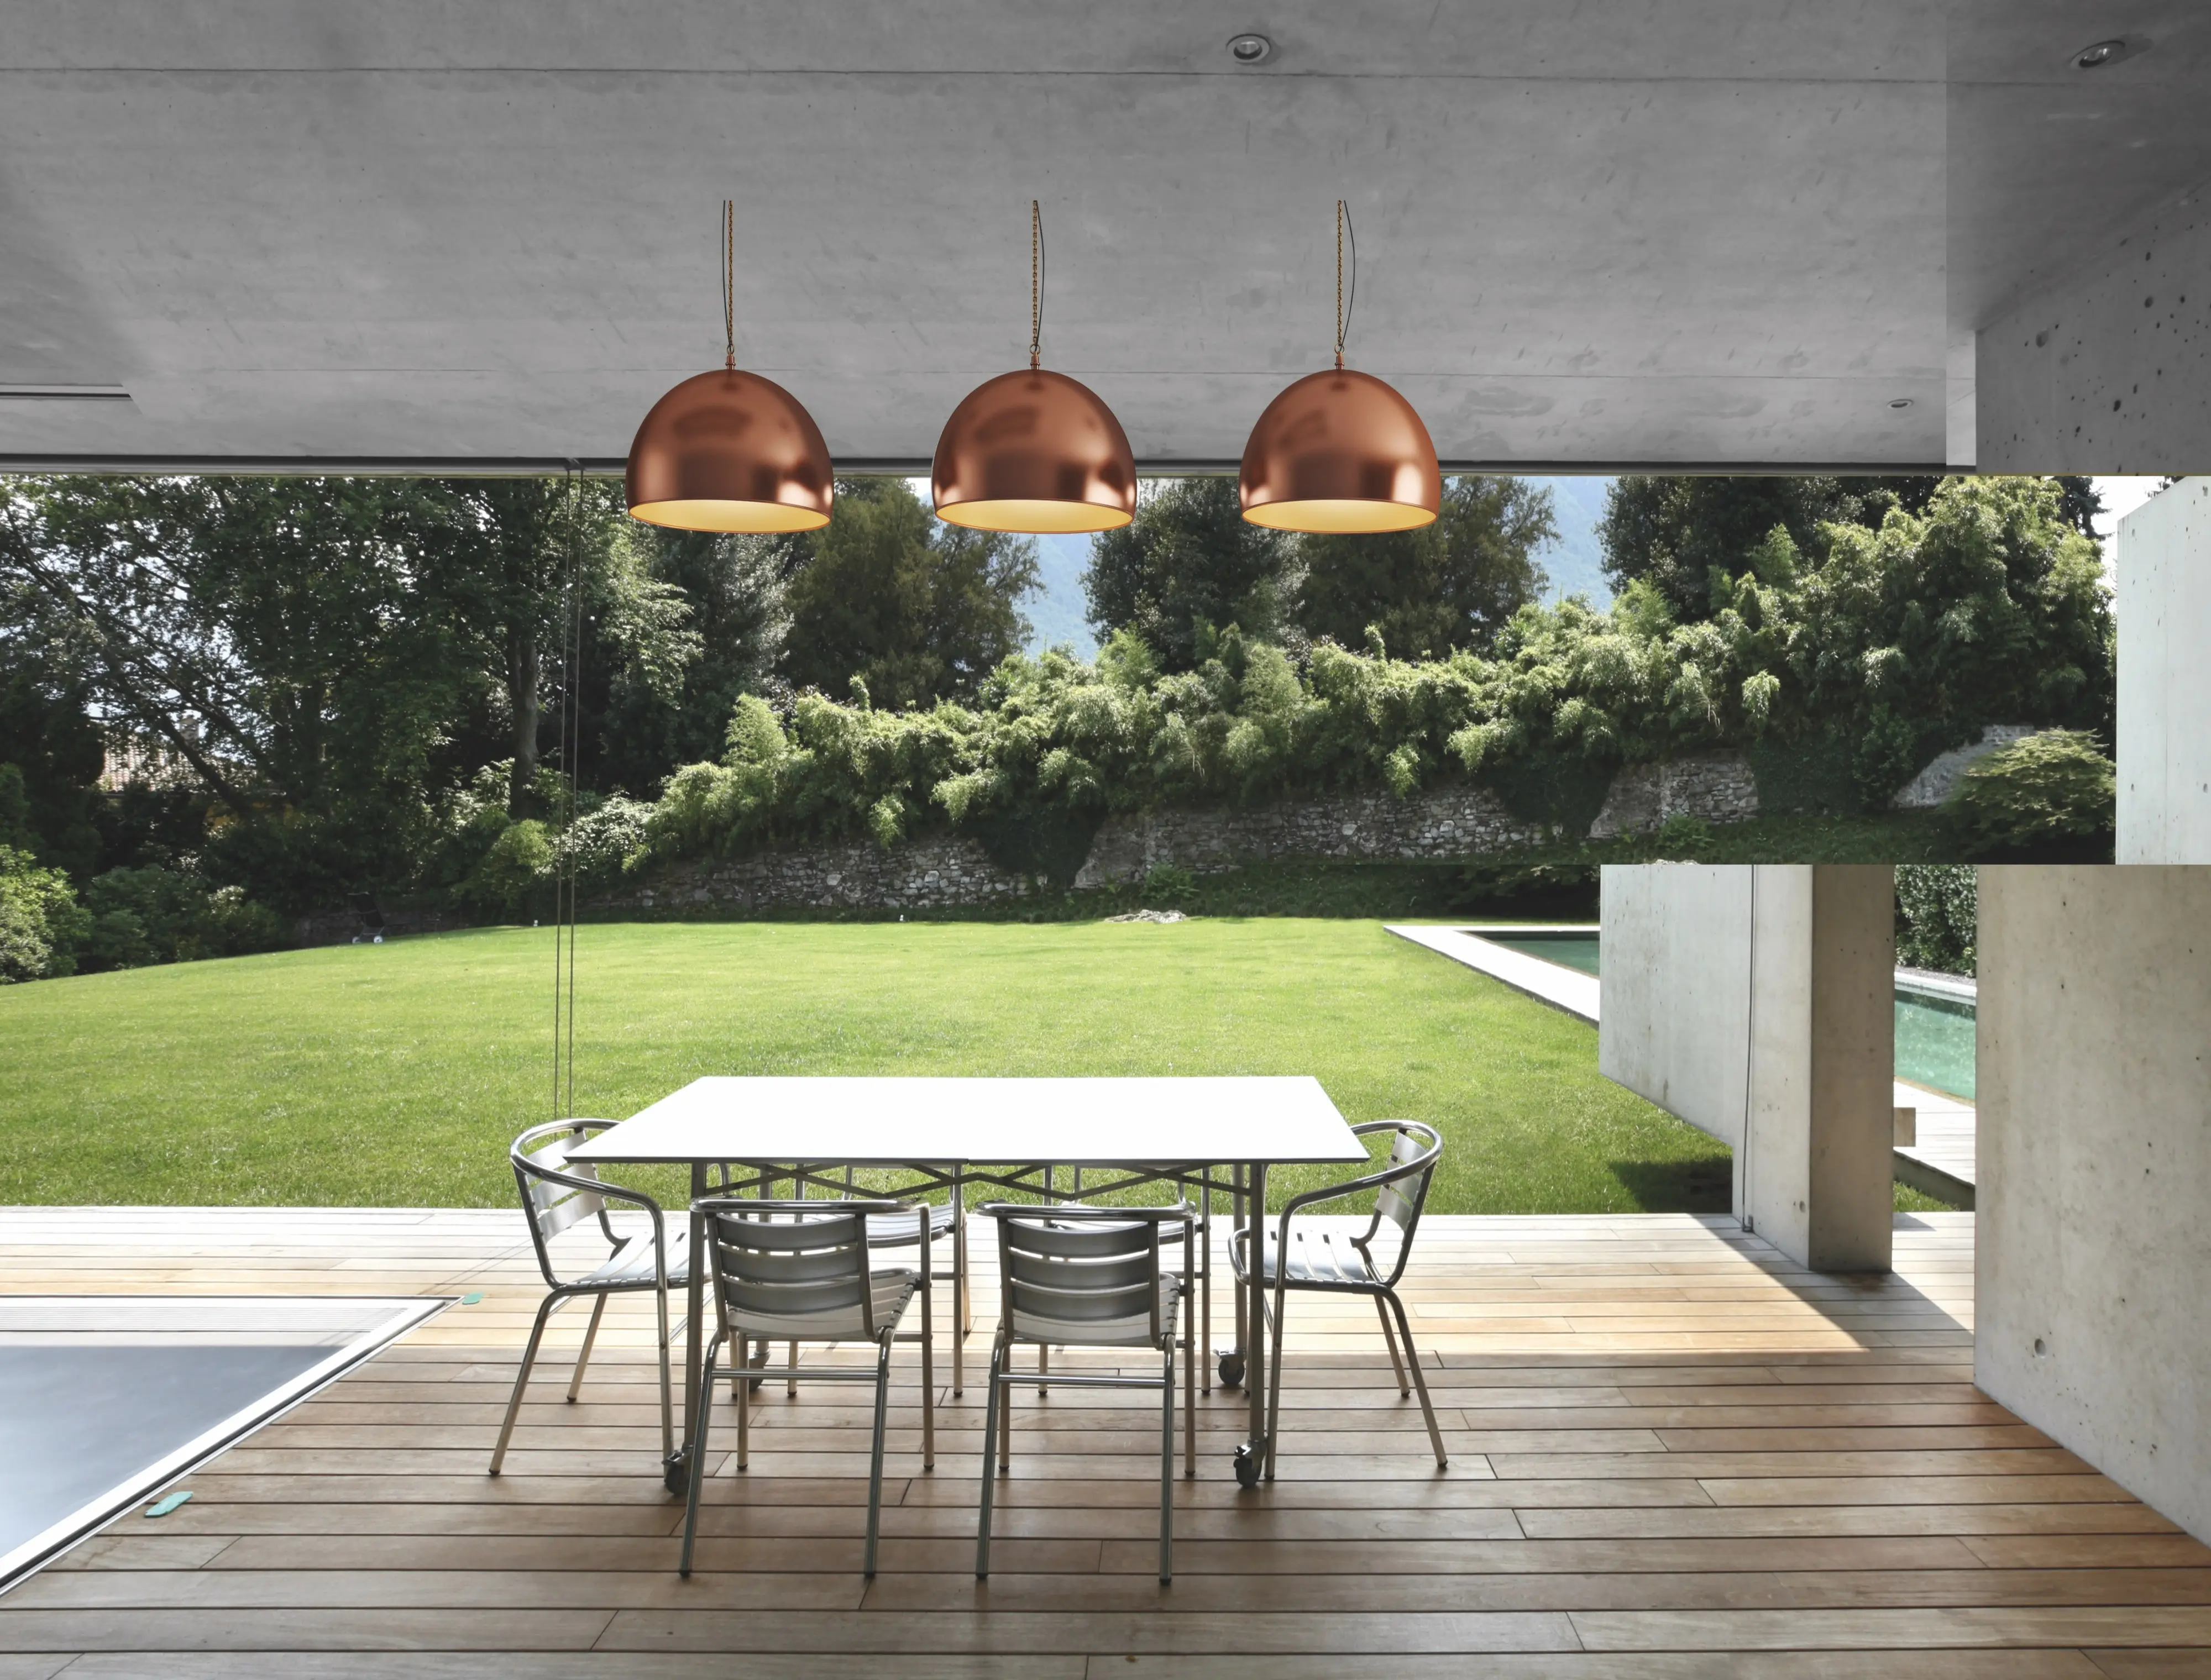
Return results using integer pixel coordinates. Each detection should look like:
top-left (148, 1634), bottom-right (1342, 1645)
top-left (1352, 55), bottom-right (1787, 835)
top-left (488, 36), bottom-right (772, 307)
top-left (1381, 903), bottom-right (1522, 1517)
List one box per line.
top-left (774, 1163), bottom-right (965, 1392)
top-left (1033, 1165), bottom-right (1215, 1395)
top-left (491, 1119), bottom-right (687, 1477)
top-left (976, 1202), bottom-right (1194, 1583)
top-left (680, 1199), bottom-right (931, 1579)
top-left (1231, 1120), bottom-right (1446, 1482)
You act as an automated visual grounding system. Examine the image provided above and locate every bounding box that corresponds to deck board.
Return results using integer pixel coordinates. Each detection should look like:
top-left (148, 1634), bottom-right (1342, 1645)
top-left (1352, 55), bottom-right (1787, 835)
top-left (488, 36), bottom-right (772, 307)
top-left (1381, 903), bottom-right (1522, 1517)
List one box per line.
top-left (2, 1206), bottom-right (2204, 1673)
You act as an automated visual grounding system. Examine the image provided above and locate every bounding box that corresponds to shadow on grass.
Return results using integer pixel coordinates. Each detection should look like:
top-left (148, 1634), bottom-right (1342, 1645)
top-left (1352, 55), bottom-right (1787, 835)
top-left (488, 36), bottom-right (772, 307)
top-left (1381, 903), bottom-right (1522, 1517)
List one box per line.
top-left (1607, 1155), bottom-right (1732, 1214)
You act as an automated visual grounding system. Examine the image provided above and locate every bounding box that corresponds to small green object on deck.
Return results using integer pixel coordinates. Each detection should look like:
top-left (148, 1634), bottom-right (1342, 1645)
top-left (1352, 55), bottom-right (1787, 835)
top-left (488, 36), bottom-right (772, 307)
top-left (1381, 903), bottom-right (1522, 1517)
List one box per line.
top-left (144, 1491), bottom-right (192, 1518)
top-left (460, 1292), bottom-right (483, 1305)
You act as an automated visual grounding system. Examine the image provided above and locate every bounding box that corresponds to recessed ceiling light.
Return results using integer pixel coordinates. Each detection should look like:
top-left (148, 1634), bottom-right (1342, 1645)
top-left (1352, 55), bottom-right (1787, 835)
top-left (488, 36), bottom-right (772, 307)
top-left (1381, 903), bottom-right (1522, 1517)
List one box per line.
top-left (1228, 33), bottom-right (1274, 65)
top-left (2072, 37), bottom-right (2141, 69)
top-left (1888, 397), bottom-right (1914, 410)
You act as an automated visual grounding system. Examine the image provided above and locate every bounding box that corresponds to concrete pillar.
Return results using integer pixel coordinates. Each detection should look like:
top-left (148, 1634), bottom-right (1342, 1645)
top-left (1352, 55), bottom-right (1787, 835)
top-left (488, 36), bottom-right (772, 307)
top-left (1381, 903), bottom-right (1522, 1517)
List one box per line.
top-left (1600, 863), bottom-right (1895, 1272)
top-left (2118, 479), bottom-right (2211, 864)
top-left (1976, 866), bottom-right (2211, 1541)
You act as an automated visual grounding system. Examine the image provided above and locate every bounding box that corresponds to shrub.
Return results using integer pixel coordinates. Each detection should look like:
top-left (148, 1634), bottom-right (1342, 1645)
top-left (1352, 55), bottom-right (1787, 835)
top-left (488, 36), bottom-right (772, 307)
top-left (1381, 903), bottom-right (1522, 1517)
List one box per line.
top-left (75, 866), bottom-right (288, 972)
top-left (1943, 728), bottom-right (2115, 858)
top-left (0, 846), bottom-right (87, 981)
top-left (1139, 864), bottom-right (1197, 907)
top-left (1896, 863), bottom-right (1976, 974)
top-left (459, 819), bottom-right (556, 921)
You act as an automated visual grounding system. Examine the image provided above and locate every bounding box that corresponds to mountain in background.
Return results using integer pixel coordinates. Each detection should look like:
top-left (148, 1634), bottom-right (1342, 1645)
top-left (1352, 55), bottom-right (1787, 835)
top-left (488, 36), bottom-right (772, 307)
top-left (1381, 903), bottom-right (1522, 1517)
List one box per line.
top-left (1019, 475), bottom-right (1617, 658)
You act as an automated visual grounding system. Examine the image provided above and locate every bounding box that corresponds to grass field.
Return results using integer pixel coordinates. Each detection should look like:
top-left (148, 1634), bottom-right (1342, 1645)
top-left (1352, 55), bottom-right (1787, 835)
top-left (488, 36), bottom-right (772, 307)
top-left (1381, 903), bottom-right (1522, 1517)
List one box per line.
top-left (0, 917), bottom-right (1767, 1215)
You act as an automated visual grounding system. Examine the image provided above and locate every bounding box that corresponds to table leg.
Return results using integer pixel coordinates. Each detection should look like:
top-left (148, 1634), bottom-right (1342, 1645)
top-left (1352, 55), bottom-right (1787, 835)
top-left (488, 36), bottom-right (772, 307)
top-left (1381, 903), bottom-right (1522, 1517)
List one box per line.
top-left (670, 1160), bottom-right (706, 1494)
top-left (1233, 1161), bottom-right (1269, 1487)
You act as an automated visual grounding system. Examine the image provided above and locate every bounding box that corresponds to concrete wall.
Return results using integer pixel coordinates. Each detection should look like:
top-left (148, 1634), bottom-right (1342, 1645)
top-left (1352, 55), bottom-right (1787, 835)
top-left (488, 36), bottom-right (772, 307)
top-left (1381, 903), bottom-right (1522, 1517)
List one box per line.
top-left (1600, 864), bottom-right (1895, 1272)
top-left (1976, 867), bottom-right (2211, 1542)
top-left (1977, 206), bottom-right (2211, 473)
top-left (2117, 479), bottom-right (2211, 864)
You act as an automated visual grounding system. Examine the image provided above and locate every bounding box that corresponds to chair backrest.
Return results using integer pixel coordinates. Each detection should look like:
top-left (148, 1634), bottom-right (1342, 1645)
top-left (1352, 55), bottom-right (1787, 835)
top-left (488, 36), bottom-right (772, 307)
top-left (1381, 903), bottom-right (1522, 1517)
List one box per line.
top-left (986, 1206), bottom-right (1177, 1345)
top-left (1363, 1121), bottom-right (1442, 1283)
top-left (703, 1200), bottom-right (902, 1340)
top-left (510, 1121), bottom-right (616, 1287)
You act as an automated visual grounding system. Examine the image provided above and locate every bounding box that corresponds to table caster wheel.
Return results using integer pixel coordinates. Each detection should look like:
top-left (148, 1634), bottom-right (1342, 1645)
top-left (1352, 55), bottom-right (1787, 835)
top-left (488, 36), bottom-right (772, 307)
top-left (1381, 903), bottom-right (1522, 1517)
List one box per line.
top-left (662, 1454), bottom-right (689, 1495)
top-left (1217, 1353), bottom-right (1245, 1390)
top-left (1232, 1443), bottom-right (1262, 1489)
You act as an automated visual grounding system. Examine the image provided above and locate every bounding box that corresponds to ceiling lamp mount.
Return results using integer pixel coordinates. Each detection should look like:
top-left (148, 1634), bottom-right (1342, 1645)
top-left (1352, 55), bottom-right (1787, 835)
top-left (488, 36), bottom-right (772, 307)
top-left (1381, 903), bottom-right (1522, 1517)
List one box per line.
top-left (626, 200), bottom-right (833, 533)
top-left (1240, 200), bottom-right (1440, 534)
top-left (932, 200), bottom-right (1135, 534)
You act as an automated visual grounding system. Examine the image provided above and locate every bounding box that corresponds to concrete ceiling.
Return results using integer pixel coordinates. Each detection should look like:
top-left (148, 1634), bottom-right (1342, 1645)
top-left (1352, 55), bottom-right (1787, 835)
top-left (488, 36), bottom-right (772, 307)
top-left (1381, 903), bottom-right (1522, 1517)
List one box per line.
top-left (1, 2), bottom-right (2205, 473)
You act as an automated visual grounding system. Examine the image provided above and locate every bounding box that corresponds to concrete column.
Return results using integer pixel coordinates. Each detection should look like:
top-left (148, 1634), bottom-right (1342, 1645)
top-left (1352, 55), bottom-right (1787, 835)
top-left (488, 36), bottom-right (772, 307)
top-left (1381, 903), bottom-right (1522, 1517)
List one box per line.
top-left (2118, 479), bottom-right (2211, 864)
top-left (1976, 866), bottom-right (2211, 1541)
top-left (1600, 863), bottom-right (1895, 1272)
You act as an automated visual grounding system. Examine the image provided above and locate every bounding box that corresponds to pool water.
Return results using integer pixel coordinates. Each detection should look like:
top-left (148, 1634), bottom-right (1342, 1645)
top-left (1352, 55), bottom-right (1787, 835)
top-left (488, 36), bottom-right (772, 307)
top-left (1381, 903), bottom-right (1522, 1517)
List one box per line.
top-left (1894, 991), bottom-right (1975, 1100)
top-left (1477, 930), bottom-right (1974, 1099)
top-left (1482, 934), bottom-right (1601, 976)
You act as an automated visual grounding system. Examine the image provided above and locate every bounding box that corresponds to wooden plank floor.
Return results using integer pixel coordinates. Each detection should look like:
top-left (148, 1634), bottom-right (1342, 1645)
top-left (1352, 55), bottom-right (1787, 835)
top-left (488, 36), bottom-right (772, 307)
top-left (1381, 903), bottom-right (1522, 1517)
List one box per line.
top-left (2, 1206), bottom-right (2206, 1678)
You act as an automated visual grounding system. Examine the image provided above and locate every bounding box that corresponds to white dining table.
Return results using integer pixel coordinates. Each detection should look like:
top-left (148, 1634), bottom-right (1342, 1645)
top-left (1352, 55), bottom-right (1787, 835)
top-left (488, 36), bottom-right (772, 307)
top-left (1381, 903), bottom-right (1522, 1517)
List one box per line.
top-left (569, 1074), bottom-right (1367, 1489)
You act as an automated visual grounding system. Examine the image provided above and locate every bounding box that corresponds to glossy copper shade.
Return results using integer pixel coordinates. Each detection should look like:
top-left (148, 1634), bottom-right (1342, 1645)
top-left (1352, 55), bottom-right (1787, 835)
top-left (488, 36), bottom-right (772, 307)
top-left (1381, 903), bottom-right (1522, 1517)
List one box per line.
top-left (1239, 367), bottom-right (1442, 533)
top-left (931, 367), bottom-right (1135, 533)
top-left (626, 367), bottom-right (834, 533)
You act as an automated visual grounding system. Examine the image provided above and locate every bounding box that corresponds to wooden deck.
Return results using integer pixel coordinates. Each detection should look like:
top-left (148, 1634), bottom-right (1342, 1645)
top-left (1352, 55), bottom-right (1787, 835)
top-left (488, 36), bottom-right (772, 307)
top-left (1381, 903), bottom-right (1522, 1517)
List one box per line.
top-left (3, 1205), bottom-right (2208, 1677)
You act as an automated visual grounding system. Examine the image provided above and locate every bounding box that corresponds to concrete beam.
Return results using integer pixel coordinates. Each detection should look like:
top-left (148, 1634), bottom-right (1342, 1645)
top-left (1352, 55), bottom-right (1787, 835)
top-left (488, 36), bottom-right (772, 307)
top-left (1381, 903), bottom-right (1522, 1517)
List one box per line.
top-left (1600, 864), bottom-right (1894, 1272)
top-left (1976, 865), bottom-right (2211, 1542)
top-left (2118, 478), bottom-right (2211, 864)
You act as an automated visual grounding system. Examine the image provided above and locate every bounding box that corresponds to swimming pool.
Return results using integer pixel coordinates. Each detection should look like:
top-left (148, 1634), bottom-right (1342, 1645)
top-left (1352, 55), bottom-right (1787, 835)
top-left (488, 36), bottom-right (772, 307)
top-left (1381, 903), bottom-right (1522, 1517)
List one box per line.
top-left (1474, 930), bottom-right (1974, 1100)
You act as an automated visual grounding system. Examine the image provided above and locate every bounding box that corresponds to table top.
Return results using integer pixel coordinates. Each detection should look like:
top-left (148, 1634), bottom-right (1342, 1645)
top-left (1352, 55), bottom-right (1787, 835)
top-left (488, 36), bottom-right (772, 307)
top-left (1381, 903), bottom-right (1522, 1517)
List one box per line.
top-left (568, 1075), bottom-right (1365, 1168)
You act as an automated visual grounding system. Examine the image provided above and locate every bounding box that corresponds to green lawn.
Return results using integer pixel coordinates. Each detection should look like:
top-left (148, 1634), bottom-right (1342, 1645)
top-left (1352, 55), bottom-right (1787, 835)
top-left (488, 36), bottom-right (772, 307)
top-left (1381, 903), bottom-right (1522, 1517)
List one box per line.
top-left (0, 917), bottom-right (1744, 1214)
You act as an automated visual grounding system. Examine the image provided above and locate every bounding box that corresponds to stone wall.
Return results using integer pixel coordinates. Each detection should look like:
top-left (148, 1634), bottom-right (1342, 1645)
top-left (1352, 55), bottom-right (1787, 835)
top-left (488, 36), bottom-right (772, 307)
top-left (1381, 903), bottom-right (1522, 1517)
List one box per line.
top-left (1893, 725), bottom-right (2034, 811)
top-left (599, 833), bottom-right (1032, 915)
top-left (1587, 751), bottom-right (1761, 838)
top-left (1071, 784), bottom-right (1548, 890)
top-left (595, 758), bottom-right (1765, 916)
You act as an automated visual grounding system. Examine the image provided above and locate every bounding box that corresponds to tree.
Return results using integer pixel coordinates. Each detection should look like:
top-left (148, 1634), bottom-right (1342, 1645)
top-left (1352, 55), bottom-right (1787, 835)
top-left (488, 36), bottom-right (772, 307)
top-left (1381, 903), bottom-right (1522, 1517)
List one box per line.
top-left (780, 478), bottom-right (1039, 710)
top-left (1083, 477), bottom-right (1299, 673)
top-left (1296, 476), bottom-right (1555, 658)
top-left (1599, 475), bottom-right (1939, 621)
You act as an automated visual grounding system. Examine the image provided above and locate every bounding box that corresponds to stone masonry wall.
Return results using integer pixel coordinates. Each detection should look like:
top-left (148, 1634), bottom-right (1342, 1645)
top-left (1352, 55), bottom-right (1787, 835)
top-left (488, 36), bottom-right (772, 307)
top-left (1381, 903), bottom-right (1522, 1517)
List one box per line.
top-left (1071, 784), bottom-right (1547, 889)
top-left (596, 756), bottom-right (1764, 915)
top-left (1586, 750), bottom-right (1762, 839)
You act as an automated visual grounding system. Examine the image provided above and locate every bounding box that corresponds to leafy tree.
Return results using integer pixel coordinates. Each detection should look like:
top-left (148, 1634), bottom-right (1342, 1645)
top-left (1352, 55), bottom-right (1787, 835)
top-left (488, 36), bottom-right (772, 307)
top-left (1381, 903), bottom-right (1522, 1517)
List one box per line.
top-left (781, 478), bottom-right (1039, 710)
top-left (1599, 475), bottom-right (1940, 620)
top-left (1297, 476), bottom-right (1555, 658)
top-left (1943, 728), bottom-right (2115, 857)
top-left (0, 653), bottom-right (103, 878)
top-left (1083, 477), bottom-right (1299, 672)
top-left (0, 846), bottom-right (86, 981)
top-left (1895, 863), bottom-right (1977, 974)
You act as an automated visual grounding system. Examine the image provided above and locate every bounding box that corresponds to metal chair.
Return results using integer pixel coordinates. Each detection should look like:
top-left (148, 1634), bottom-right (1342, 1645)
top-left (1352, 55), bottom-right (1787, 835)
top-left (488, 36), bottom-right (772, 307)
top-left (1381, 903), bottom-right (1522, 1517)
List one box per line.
top-left (976, 1202), bottom-right (1194, 1583)
top-left (1231, 1120), bottom-right (1446, 1482)
top-left (1032, 1165), bottom-right (1216, 1397)
top-left (776, 1163), bottom-right (965, 1392)
top-left (491, 1120), bottom-right (687, 1477)
top-left (681, 1199), bottom-right (931, 1579)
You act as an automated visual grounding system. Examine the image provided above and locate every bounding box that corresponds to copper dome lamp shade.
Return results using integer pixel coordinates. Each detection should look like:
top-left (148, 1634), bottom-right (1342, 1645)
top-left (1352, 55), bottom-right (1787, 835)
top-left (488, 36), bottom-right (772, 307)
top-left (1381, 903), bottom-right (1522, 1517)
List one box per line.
top-left (1240, 201), bottom-right (1441, 534)
top-left (625, 202), bottom-right (834, 534)
top-left (931, 202), bottom-right (1135, 534)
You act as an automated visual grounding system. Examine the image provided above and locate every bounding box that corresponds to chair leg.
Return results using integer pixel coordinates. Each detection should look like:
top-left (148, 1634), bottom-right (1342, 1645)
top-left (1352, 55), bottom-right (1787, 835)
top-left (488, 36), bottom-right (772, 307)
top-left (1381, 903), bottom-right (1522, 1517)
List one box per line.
top-left (655, 1271), bottom-right (675, 1462)
top-left (1159, 1335), bottom-right (1175, 1583)
top-left (786, 1339), bottom-right (799, 1398)
top-left (1183, 1268), bottom-right (1196, 1478)
top-left (1038, 1340), bottom-right (1049, 1397)
top-left (920, 1262), bottom-right (936, 1471)
top-left (735, 1334), bottom-right (751, 1469)
top-left (679, 1340), bottom-right (720, 1577)
top-left (489, 1292), bottom-right (560, 1476)
top-left (1200, 1189), bottom-right (1213, 1393)
top-left (566, 1293), bottom-right (607, 1403)
top-left (1374, 1293), bottom-right (1411, 1397)
top-left (865, 1334), bottom-right (892, 1579)
top-left (1264, 1277), bottom-right (1290, 1481)
top-left (976, 1329), bottom-right (1009, 1578)
top-left (1385, 1290), bottom-right (1449, 1469)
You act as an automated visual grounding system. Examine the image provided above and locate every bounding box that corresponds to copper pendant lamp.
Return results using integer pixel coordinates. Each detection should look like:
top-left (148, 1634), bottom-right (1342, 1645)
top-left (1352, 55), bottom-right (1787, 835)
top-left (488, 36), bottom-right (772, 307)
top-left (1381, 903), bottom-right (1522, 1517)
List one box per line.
top-left (626, 201), bottom-right (833, 533)
top-left (932, 202), bottom-right (1135, 534)
top-left (1240, 201), bottom-right (1441, 534)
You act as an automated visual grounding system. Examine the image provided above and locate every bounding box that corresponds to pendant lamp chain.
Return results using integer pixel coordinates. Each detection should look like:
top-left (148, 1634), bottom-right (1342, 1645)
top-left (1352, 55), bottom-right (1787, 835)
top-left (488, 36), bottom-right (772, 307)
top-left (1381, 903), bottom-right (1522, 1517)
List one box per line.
top-left (721, 199), bottom-right (736, 370)
top-left (1334, 198), bottom-right (1358, 370)
top-left (1029, 199), bottom-right (1044, 370)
